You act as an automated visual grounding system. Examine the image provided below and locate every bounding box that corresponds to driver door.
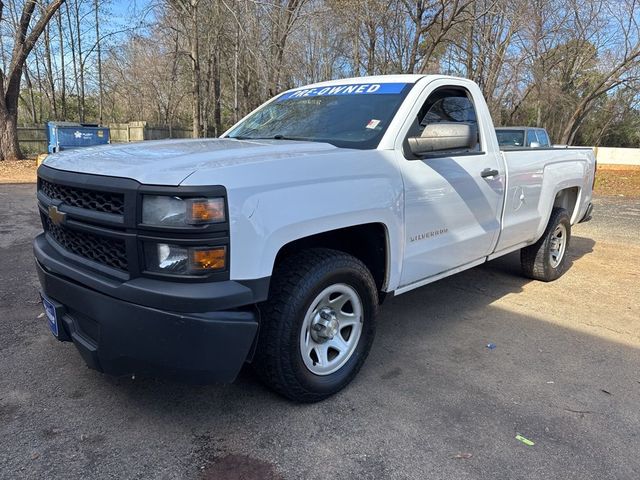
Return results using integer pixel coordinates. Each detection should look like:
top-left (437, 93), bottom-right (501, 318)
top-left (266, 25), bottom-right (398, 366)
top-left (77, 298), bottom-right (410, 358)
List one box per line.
top-left (398, 81), bottom-right (504, 288)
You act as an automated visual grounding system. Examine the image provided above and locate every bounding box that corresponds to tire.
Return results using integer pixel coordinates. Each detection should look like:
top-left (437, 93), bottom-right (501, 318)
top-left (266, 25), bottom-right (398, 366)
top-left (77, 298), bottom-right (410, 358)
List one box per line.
top-left (521, 207), bottom-right (571, 281)
top-left (253, 248), bottom-right (378, 402)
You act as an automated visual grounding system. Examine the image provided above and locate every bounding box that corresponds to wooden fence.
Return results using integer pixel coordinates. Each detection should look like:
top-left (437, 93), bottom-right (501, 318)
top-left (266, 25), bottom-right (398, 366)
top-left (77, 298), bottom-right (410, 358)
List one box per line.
top-left (17, 125), bottom-right (48, 155)
top-left (108, 121), bottom-right (194, 143)
top-left (17, 121), bottom-right (197, 154)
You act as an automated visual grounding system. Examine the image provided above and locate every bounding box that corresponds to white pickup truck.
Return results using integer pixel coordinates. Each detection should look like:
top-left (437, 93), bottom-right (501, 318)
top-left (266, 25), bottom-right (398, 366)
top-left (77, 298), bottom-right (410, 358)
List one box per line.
top-left (34, 75), bottom-right (596, 402)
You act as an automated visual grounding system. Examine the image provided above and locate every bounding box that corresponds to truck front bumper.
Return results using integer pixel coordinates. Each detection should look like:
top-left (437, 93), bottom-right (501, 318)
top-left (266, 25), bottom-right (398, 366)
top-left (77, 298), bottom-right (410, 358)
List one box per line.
top-left (34, 234), bottom-right (260, 384)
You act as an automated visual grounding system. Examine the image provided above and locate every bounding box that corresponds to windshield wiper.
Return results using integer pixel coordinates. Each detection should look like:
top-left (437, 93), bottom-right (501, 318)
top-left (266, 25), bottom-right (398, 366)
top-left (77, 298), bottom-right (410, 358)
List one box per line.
top-left (230, 134), bottom-right (310, 141)
top-left (271, 135), bottom-right (305, 140)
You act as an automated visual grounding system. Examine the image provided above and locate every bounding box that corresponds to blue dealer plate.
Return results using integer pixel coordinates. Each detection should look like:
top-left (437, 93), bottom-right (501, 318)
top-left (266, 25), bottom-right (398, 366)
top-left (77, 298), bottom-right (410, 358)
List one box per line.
top-left (42, 295), bottom-right (59, 337)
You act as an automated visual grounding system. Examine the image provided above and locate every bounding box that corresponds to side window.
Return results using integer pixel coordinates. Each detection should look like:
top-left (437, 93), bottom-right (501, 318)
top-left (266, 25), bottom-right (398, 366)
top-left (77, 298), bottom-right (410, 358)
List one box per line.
top-left (409, 88), bottom-right (480, 154)
top-left (537, 129), bottom-right (550, 147)
top-left (526, 129), bottom-right (539, 146)
top-left (421, 96), bottom-right (477, 126)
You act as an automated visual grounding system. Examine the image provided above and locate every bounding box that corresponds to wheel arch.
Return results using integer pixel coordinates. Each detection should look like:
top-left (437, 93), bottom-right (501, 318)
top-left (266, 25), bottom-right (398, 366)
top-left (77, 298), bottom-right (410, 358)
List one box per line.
top-left (533, 184), bottom-right (581, 243)
top-left (534, 159), bottom-right (589, 242)
top-left (272, 223), bottom-right (391, 298)
top-left (553, 186), bottom-right (580, 223)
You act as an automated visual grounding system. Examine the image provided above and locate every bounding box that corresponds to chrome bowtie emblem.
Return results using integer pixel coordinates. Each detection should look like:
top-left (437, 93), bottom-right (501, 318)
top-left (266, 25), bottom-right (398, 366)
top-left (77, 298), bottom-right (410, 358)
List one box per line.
top-left (48, 205), bottom-right (67, 226)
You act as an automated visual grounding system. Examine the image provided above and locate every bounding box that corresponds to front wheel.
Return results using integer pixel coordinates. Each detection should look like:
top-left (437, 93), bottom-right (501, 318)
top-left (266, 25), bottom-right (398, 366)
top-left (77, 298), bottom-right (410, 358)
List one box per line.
top-left (253, 248), bottom-right (378, 402)
top-left (521, 207), bottom-right (572, 281)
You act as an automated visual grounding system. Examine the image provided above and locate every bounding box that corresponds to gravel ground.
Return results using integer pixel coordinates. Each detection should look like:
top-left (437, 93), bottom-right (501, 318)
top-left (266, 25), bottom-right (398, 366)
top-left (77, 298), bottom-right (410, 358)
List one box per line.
top-left (1, 184), bottom-right (638, 480)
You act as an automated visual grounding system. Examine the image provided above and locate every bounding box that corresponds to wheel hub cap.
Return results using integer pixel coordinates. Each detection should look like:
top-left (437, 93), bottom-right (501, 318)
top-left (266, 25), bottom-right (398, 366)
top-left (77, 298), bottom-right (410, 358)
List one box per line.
top-left (311, 308), bottom-right (339, 342)
top-left (299, 283), bottom-right (364, 376)
top-left (549, 223), bottom-right (567, 268)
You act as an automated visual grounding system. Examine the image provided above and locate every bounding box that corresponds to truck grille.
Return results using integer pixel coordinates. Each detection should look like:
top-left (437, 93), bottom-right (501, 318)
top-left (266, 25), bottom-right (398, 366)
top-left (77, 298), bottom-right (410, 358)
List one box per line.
top-left (40, 178), bottom-right (124, 215)
top-left (45, 218), bottom-right (128, 271)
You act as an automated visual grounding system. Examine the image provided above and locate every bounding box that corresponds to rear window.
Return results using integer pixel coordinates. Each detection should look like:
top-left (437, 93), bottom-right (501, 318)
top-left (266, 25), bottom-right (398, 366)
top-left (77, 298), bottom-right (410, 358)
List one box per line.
top-left (526, 129), bottom-right (539, 146)
top-left (496, 129), bottom-right (525, 147)
top-left (537, 129), bottom-right (551, 146)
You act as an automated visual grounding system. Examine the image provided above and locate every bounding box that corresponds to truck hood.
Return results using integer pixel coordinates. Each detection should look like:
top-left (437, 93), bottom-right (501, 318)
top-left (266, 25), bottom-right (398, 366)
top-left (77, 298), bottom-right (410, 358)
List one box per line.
top-left (42, 138), bottom-right (340, 185)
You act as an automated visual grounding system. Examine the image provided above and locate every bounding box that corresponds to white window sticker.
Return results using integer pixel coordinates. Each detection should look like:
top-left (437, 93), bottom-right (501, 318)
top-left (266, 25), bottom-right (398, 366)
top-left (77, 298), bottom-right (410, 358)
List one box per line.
top-left (366, 119), bottom-right (381, 129)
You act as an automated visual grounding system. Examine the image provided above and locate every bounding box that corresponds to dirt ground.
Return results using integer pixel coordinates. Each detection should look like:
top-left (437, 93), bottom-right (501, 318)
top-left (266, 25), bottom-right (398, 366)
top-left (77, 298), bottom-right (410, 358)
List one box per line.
top-left (595, 165), bottom-right (640, 198)
top-left (0, 160), bottom-right (38, 184)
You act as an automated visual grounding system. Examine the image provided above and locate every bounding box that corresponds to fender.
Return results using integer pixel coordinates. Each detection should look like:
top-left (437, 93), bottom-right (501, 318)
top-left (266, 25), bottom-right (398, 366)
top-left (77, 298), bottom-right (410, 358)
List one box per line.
top-left (230, 179), bottom-right (401, 289)
top-left (534, 158), bottom-right (592, 241)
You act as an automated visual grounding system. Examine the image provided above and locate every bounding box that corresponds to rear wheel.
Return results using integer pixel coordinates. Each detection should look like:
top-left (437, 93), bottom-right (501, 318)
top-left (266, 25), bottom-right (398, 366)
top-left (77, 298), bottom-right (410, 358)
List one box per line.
top-left (253, 248), bottom-right (378, 402)
top-left (521, 207), bottom-right (571, 281)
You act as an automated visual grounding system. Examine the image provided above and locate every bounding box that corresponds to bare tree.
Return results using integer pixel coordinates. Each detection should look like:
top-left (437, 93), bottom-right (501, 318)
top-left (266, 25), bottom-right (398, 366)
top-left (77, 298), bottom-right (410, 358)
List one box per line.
top-left (7, 0), bottom-right (638, 153)
top-left (558, 0), bottom-right (640, 143)
top-left (168, 0), bottom-right (203, 138)
top-left (57, 9), bottom-right (66, 119)
top-left (0, 0), bottom-right (65, 161)
top-left (95, 0), bottom-right (103, 124)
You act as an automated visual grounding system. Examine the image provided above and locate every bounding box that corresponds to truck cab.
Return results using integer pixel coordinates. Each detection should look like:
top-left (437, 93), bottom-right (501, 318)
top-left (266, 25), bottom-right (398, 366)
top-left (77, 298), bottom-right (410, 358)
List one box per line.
top-left (495, 126), bottom-right (552, 148)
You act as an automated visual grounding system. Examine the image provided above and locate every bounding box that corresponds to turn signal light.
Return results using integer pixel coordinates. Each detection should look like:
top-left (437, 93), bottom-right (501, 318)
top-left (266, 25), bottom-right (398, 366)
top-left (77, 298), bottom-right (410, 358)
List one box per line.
top-left (190, 247), bottom-right (226, 271)
top-left (189, 198), bottom-right (225, 224)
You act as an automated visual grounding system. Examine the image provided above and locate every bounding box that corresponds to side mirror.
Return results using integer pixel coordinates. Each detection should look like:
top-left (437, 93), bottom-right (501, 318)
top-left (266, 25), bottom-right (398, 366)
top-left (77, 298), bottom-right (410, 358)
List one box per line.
top-left (408, 122), bottom-right (478, 157)
top-left (530, 141), bottom-right (541, 148)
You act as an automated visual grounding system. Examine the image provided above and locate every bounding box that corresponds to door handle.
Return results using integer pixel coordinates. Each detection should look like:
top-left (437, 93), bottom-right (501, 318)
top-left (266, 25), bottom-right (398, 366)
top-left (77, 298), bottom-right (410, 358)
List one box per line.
top-left (481, 168), bottom-right (499, 179)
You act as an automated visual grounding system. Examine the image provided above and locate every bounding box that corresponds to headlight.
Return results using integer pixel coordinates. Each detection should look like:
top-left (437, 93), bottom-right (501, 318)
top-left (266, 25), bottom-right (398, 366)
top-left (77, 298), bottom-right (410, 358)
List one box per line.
top-left (142, 195), bottom-right (225, 227)
top-left (145, 243), bottom-right (227, 275)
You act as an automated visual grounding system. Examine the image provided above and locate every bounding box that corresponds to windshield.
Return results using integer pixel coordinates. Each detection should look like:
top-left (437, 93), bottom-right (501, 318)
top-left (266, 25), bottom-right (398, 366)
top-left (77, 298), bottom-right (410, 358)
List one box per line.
top-left (226, 82), bottom-right (413, 149)
top-left (496, 129), bottom-right (525, 147)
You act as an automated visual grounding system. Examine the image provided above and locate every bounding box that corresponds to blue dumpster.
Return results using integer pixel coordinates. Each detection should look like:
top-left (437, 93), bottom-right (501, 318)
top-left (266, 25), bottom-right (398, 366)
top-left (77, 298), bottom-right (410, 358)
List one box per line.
top-left (46, 122), bottom-right (110, 153)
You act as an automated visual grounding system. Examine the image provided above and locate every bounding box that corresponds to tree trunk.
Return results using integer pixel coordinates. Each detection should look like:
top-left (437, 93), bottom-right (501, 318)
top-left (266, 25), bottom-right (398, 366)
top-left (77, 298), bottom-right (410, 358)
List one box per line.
top-left (464, 1), bottom-right (475, 78)
top-left (406, 0), bottom-right (425, 73)
top-left (74, 0), bottom-right (85, 122)
top-left (66, 2), bottom-right (80, 121)
top-left (213, 0), bottom-right (221, 136)
top-left (560, 106), bottom-right (589, 146)
top-left (0, 108), bottom-right (21, 161)
top-left (95, 0), bottom-right (103, 124)
top-left (57, 10), bottom-right (66, 119)
top-left (33, 51), bottom-right (45, 121)
top-left (0, 0), bottom-right (65, 160)
top-left (191, 54), bottom-right (201, 138)
top-left (213, 47), bottom-right (221, 136)
top-left (23, 67), bottom-right (38, 123)
top-left (233, 22), bottom-right (239, 123)
top-left (190, 4), bottom-right (202, 138)
top-left (165, 29), bottom-right (180, 128)
top-left (268, 0), bottom-right (303, 96)
top-left (44, 22), bottom-right (58, 119)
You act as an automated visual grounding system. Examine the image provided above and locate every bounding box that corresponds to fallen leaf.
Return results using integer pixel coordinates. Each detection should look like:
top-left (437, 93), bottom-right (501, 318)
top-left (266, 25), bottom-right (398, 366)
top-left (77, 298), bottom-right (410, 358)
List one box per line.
top-left (515, 434), bottom-right (535, 446)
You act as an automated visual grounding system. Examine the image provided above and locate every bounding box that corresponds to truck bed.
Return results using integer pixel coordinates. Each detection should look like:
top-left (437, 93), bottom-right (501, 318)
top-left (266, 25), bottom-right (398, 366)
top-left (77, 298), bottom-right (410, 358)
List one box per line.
top-left (494, 147), bottom-right (596, 256)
